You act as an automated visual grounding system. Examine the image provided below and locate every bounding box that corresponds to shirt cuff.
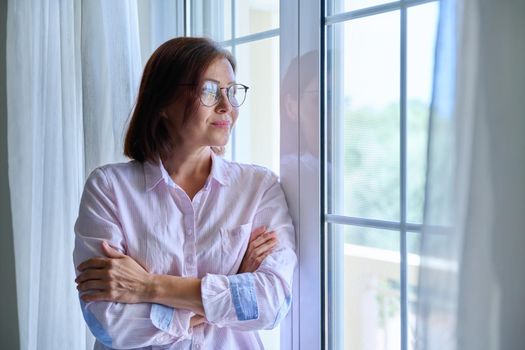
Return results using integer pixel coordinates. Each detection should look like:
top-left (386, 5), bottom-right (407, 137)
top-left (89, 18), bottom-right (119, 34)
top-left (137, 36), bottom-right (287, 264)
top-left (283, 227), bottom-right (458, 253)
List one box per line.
top-left (150, 303), bottom-right (193, 339)
top-left (229, 274), bottom-right (259, 321)
top-left (201, 273), bottom-right (259, 326)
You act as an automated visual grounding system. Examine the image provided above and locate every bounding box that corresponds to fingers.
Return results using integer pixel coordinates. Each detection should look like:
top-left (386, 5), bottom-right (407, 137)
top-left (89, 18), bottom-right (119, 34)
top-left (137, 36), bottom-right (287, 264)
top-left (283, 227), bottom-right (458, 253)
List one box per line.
top-left (76, 257), bottom-right (110, 272)
top-left (252, 236), bottom-right (278, 258)
top-left (251, 231), bottom-right (277, 250)
top-left (77, 280), bottom-right (107, 293)
top-left (238, 238), bottom-right (275, 273)
top-left (75, 269), bottom-right (106, 284)
top-left (190, 315), bottom-right (206, 327)
top-left (249, 226), bottom-right (267, 240)
top-left (101, 241), bottom-right (125, 259)
top-left (256, 249), bottom-right (273, 264)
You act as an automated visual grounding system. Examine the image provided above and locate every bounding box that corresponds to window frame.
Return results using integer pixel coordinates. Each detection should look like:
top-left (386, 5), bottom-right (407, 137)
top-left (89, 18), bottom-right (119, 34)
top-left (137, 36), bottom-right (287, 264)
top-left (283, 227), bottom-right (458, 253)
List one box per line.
top-left (280, 1), bottom-right (323, 349)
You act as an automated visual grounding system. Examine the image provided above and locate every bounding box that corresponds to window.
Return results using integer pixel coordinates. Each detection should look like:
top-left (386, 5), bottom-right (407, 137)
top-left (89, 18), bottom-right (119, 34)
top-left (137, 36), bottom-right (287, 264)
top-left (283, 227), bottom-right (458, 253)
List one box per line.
top-left (324, 1), bottom-right (439, 349)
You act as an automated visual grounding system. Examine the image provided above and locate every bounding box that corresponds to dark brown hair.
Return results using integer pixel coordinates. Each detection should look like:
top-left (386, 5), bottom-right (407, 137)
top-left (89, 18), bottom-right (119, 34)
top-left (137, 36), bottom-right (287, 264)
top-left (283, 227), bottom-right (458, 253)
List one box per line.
top-left (124, 37), bottom-right (236, 162)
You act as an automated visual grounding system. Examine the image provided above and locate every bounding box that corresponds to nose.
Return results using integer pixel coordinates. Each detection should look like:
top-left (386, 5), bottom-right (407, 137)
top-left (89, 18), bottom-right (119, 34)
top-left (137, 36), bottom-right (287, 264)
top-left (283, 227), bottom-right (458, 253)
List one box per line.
top-left (215, 89), bottom-right (233, 114)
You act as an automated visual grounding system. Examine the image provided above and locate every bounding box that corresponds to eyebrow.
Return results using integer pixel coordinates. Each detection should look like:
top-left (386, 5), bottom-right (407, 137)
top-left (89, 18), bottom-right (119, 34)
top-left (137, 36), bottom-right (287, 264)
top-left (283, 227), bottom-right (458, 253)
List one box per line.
top-left (204, 78), bottom-right (237, 86)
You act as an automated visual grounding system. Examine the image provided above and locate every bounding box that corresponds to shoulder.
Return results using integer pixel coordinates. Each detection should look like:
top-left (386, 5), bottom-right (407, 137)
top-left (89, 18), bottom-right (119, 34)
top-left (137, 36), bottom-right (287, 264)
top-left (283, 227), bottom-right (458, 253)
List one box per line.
top-left (219, 159), bottom-right (279, 194)
top-left (85, 160), bottom-right (143, 189)
top-left (95, 160), bottom-right (142, 176)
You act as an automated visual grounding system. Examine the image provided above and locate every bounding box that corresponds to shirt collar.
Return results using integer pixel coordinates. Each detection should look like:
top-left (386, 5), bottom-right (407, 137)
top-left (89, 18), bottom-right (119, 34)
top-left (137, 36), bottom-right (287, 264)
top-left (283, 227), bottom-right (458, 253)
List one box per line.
top-left (143, 159), bottom-right (167, 191)
top-left (209, 151), bottom-right (231, 186)
top-left (143, 151), bottom-right (231, 191)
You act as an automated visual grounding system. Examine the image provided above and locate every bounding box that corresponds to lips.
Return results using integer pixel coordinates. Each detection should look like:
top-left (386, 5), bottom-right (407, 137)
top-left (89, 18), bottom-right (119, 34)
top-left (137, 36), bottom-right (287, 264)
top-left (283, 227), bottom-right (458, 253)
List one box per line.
top-left (211, 120), bottom-right (231, 128)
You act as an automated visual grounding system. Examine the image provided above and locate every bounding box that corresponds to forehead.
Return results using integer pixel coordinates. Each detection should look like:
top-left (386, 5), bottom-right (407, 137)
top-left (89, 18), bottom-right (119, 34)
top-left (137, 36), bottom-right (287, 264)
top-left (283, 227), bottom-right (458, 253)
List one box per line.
top-left (203, 57), bottom-right (236, 83)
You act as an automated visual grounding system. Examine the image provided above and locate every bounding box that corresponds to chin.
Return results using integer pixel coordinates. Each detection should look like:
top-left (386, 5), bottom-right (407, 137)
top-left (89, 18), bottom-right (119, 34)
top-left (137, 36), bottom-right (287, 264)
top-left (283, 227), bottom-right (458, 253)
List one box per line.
top-left (210, 135), bottom-right (230, 147)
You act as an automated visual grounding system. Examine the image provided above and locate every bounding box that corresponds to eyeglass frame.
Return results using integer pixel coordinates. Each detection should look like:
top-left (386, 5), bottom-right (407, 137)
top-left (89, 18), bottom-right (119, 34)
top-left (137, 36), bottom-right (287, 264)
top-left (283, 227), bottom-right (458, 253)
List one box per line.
top-left (179, 80), bottom-right (250, 108)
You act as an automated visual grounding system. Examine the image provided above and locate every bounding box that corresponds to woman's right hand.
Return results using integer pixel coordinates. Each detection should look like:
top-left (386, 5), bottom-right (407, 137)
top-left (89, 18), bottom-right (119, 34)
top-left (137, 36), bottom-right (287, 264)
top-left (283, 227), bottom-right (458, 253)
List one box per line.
top-left (238, 226), bottom-right (278, 273)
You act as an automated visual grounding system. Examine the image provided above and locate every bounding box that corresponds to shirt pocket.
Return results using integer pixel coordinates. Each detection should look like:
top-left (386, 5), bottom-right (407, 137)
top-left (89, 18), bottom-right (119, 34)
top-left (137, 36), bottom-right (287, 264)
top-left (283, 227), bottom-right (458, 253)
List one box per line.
top-left (220, 223), bottom-right (252, 275)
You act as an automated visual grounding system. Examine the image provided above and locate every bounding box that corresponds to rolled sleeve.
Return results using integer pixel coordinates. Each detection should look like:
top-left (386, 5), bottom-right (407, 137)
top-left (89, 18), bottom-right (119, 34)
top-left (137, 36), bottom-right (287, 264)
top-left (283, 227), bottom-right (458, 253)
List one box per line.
top-left (201, 273), bottom-right (260, 326)
top-left (201, 274), bottom-right (237, 326)
top-left (228, 274), bottom-right (259, 321)
top-left (79, 300), bottom-right (190, 348)
top-left (80, 301), bottom-right (112, 348)
top-left (150, 304), bottom-right (193, 338)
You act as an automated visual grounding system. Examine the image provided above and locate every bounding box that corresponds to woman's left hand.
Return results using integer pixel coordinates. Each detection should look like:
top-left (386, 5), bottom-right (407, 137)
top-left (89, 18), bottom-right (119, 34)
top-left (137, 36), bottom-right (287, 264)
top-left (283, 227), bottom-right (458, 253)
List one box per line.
top-left (75, 241), bottom-right (153, 304)
top-left (238, 226), bottom-right (278, 273)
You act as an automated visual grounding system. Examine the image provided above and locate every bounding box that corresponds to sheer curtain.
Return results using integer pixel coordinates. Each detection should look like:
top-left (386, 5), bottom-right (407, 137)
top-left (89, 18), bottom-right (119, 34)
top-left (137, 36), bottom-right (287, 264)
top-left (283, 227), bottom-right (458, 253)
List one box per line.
top-left (417, 0), bottom-right (525, 349)
top-left (6, 1), bottom-right (85, 349)
top-left (80, 0), bottom-right (142, 176)
top-left (6, 1), bottom-right (170, 349)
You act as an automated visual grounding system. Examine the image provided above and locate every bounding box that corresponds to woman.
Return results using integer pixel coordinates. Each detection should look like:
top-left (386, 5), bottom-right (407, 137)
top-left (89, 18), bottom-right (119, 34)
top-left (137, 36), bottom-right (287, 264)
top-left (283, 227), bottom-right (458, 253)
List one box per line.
top-left (73, 37), bottom-right (296, 349)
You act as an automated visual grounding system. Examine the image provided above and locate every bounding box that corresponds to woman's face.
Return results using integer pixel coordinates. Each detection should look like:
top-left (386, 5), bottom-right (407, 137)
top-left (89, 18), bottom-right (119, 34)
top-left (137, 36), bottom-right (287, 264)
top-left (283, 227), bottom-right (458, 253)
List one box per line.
top-left (165, 57), bottom-right (239, 150)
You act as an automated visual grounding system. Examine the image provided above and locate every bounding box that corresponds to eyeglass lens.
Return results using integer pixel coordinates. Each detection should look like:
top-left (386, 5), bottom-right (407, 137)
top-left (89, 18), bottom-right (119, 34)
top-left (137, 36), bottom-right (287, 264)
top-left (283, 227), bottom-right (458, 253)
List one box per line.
top-left (201, 81), bottom-right (247, 107)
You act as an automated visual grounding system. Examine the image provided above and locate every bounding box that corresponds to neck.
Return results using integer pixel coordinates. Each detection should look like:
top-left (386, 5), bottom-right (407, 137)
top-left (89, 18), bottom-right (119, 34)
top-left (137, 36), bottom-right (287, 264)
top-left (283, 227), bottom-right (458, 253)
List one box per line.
top-left (162, 146), bottom-right (212, 181)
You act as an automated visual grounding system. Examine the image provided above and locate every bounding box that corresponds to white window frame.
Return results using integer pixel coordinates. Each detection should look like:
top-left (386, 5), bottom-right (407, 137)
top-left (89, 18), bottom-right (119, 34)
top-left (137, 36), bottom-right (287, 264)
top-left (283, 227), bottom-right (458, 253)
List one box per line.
top-left (280, 1), bottom-right (323, 349)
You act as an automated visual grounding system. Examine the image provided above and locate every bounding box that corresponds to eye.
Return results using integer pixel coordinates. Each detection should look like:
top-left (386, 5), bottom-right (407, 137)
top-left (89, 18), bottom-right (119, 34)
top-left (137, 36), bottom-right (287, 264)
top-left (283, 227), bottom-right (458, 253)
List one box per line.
top-left (201, 81), bottom-right (220, 106)
top-left (202, 81), bottom-right (218, 97)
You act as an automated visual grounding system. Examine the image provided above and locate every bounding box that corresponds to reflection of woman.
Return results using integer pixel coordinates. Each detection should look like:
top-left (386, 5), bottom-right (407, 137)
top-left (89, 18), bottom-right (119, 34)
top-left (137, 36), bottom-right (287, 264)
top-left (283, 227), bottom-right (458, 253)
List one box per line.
top-left (73, 37), bottom-right (296, 350)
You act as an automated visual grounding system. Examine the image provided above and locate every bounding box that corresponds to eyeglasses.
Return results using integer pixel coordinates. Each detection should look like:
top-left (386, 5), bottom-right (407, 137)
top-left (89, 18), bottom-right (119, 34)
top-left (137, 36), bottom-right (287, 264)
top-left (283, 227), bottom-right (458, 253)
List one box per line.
top-left (200, 80), bottom-right (249, 107)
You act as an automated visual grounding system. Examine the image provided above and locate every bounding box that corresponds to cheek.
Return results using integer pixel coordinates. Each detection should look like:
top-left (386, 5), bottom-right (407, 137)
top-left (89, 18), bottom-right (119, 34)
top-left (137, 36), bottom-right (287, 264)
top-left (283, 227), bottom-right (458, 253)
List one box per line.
top-left (194, 109), bottom-right (212, 126)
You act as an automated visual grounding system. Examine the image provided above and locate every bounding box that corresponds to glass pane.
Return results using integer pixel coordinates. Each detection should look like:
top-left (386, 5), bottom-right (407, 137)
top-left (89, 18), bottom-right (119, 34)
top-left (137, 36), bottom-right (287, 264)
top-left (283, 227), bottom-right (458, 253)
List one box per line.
top-left (406, 2), bottom-right (439, 224)
top-left (328, 11), bottom-right (400, 221)
top-left (190, 0), bottom-right (232, 41)
top-left (407, 231), bottom-right (421, 350)
top-left (235, 0), bottom-right (279, 37)
top-left (233, 38), bottom-right (280, 174)
top-left (328, 0), bottom-right (394, 15)
top-left (328, 224), bottom-right (401, 350)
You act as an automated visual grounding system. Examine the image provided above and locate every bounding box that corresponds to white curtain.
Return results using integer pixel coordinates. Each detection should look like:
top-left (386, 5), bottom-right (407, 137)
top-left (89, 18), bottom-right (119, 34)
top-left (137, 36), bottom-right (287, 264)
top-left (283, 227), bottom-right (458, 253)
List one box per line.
top-left (5, 0), bottom-right (178, 349)
top-left (80, 0), bottom-right (142, 176)
top-left (6, 1), bottom-right (85, 349)
top-left (417, 0), bottom-right (525, 349)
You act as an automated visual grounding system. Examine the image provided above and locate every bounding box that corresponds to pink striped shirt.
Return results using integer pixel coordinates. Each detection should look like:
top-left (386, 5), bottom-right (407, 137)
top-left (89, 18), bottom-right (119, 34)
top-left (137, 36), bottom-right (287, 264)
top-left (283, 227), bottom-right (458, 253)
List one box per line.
top-left (73, 152), bottom-right (296, 349)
